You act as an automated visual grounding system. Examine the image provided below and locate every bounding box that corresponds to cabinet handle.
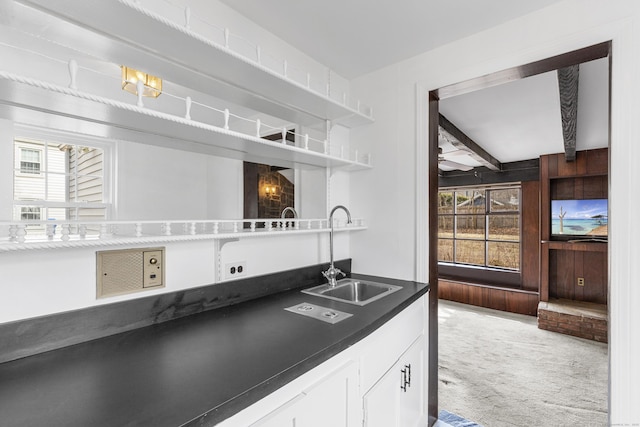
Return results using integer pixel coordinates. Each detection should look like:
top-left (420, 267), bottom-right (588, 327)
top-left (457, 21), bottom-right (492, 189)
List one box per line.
top-left (405, 364), bottom-right (411, 387)
top-left (400, 364), bottom-right (412, 392)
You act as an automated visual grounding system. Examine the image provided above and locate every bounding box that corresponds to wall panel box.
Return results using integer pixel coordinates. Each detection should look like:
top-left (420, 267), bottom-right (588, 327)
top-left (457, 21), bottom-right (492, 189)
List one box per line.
top-left (96, 247), bottom-right (165, 298)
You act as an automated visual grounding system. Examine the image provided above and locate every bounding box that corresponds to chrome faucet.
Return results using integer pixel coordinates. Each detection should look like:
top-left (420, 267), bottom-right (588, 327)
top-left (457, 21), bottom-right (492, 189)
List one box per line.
top-left (323, 205), bottom-right (352, 287)
top-left (280, 206), bottom-right (298, 219)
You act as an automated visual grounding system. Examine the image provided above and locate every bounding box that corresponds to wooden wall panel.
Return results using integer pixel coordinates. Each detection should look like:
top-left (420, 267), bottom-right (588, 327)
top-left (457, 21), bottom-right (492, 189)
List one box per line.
top-left (540, 148), bottom-right (608, 306)
top-left (438, 280), bottom-right (539, 316)
top-left (586, 148), bottom-right (608, 175)
top-left (521, 181), bottom-right (540, 292)
top-left (549, 249), bottom-right (607, 304)
top-left (583, 252), bottom-right (608, 304)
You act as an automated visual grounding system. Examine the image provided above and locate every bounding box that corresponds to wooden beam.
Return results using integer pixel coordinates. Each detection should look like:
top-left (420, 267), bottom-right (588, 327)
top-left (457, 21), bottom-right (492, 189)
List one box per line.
top-left (439, 159), bottom-right (540, 187)
top-left (435, 42), bottom-right (610, 100)
top-left (439, 114), bottom-right (502, 171)
top-left (557, 65), bottom-right (580, 162)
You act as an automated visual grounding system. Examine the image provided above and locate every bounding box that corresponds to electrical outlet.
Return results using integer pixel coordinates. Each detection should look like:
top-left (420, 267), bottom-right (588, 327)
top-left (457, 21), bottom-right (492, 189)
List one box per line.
top-left (577, 277), bottom-right (585, 286)
top-left (225, 261), bottom-right (246, 279)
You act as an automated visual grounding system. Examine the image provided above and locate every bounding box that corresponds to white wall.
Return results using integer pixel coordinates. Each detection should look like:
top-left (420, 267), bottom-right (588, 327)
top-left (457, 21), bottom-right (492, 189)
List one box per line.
top-left (349, 0), bottom-right (640, 422)
top-left (116, 142), bottom-right (209, 220)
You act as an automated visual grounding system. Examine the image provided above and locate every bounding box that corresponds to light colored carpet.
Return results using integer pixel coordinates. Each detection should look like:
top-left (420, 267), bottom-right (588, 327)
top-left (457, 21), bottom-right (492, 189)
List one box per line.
top-left (438, 300), bottom-right (608, 427)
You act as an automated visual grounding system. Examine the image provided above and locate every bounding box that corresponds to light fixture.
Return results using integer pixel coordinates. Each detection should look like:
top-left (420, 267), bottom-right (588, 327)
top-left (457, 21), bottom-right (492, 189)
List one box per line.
top-left (121, 66), bottom-right (162, 98)
top-left (264, 185), bottom-right (278, 196)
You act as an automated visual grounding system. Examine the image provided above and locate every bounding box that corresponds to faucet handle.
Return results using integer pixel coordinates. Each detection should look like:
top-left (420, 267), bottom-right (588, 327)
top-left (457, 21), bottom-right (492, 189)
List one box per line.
top-left (322, 266), bottom-right (344, 286)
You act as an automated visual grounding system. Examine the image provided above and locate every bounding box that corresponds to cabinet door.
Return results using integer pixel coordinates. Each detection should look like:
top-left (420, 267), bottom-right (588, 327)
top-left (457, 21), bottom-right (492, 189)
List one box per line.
top-left (363, 360), bottom-right (402, 427)
top-left (250, 394), bottom-right (305, 427)
top-left (363, 336), bottom-right (426, 427)
top-left (398, 336), bottom-right (426, 427)
top-left (252, 361), bottom-right (359, 427)
top-left (297, 360), bottom-right (359, 427)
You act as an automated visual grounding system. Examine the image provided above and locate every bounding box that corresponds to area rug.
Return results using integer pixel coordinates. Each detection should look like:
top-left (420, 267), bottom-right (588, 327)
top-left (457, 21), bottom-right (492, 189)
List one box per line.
top-left (438, 409), bottom-right (484, 427)
top-left (438, 300), bottom-right (608, 427)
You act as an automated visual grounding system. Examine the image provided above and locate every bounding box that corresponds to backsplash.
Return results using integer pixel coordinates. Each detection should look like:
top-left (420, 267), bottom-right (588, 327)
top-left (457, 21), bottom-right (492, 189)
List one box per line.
top-left (0, 259), bottom-right (351, 364)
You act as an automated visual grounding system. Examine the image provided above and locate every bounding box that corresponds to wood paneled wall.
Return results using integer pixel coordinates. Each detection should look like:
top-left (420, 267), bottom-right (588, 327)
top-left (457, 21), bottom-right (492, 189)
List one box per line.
top-left (549, 249), bottom-right (607, 304)
top-left (521, 180), bottom-right (540, 292)
top-left (540, 148), bottom-right (608, 304)
top-left (438, 279), bottom-right (539, 316)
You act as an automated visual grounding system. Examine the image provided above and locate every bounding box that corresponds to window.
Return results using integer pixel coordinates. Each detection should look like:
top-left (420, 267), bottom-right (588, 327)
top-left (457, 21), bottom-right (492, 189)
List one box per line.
top-left (438, 185), bottom-right (521, 271)
top-left (19, 148), bottom-right (42, 174)
top-left (13, 134), bottom-right (111, 226)
top-left (20, 207), bottom-right (42, 221)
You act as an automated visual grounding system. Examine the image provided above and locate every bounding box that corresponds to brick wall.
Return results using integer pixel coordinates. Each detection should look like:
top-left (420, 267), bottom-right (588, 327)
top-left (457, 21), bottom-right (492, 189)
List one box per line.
top-left (257, 165), bottom-right (294, 218)
top-left (538, 302), bottom-right (608, 343)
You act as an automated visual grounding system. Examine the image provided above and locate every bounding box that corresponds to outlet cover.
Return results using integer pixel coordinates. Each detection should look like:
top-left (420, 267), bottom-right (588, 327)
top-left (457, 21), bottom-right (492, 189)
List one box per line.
top-left (225, 261), bottom-right (247, 279)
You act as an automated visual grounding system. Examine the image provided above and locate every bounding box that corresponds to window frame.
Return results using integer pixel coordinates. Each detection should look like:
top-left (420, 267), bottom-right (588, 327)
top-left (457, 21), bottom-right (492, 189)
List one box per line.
top-left (438, 183), bottom-right (522, 273)
top-left (18, 147), bottom-right (43, 176)
top-left (20, 206), bottom-right (42, 221)
top-left (12, 126), bottom-right (114, 222)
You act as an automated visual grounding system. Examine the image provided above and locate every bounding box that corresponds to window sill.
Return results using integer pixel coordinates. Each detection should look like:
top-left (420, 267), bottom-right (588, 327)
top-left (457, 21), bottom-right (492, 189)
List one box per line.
top-left (438, 262), bottom-right (521, 288)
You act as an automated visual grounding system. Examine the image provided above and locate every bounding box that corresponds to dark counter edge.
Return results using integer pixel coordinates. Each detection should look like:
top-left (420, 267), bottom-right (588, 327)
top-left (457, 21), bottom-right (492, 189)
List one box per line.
top-left (186, 273), bottom-right (429, 427)
top-left (0, 259), bottom-right (352, 364)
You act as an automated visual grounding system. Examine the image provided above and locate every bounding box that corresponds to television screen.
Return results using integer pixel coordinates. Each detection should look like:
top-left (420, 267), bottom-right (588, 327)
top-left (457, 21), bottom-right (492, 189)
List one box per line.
top-left (551, 199), bottom-right (608, 238)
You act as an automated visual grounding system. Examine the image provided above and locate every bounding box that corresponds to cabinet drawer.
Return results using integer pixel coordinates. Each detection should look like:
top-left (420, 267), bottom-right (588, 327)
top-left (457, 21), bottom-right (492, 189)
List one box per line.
top-left (359, 296), bottom-right (426, 393)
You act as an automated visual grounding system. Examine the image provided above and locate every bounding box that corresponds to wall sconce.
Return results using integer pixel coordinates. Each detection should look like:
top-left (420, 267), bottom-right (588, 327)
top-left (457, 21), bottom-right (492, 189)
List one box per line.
top-left (264, 185), bottom-right (278, 196)
top-left (121, 66), bottom-right (162, 98)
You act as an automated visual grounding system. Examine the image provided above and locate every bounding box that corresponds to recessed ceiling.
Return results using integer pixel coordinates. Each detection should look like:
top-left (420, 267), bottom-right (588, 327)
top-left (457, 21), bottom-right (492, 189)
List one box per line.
top-left (219, 0), bottom-right (565, 79)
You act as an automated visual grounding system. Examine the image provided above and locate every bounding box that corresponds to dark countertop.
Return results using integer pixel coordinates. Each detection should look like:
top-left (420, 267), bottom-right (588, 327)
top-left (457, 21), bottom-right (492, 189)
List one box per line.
top-left (0, 273), bottom-right (428, 427)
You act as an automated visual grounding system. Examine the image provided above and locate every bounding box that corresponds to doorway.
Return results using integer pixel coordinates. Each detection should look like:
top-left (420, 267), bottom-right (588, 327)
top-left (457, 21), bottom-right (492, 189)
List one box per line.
top-left (426, 42), bottom-right (611, 424)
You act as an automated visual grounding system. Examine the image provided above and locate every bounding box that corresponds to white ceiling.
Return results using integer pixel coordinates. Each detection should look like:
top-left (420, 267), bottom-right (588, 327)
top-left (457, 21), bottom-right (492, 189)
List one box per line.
top-left (220, 0), bottom-right (609, 168)
top-left (219, 0), bottom-right (565, 79)
top-left (440, 57), bottom-right (609, 165)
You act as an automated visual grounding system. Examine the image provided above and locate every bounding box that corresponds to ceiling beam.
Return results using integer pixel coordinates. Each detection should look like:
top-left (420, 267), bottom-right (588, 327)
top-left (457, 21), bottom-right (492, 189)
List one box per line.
top-left (557, 65), bottom-right (579, 162)
top-left (439, 159), bottom-right (539, 187)
top-left (439, 114), bottom-right (502, 171)
top-left (435, 41), bottom-right (609, 100)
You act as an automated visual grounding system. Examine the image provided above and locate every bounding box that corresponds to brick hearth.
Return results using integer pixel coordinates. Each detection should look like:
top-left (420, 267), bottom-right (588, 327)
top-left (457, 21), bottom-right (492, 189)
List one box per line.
top-left (538, 299), bottom-right (608, 343)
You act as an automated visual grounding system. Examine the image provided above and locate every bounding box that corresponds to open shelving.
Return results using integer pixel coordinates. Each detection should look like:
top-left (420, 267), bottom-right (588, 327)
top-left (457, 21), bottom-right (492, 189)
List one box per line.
top-left (0, 218), bottom-right (367, 252)
top-left (14, 0), bottom-right (374, 128)
top-left (0, 72), bottom-right (372, 171)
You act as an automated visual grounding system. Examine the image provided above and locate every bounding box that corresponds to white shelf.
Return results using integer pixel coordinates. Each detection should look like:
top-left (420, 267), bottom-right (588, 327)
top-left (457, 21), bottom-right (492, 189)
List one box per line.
top-left (0, 72), bottom-right (372, 171)
top-left (15, 0), bottom-right (374, 129)
top-left (0, 219), bottom-right (367, 252)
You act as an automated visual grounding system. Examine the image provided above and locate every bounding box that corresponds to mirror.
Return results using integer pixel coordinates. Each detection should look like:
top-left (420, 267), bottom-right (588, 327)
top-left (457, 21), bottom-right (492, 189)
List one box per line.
top-left (243, 130), bottom-right (296, 222)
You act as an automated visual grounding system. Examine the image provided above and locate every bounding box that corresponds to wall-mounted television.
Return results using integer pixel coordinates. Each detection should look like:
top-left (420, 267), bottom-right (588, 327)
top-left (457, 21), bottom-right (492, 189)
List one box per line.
top-left (551, 199), bottom-right (608, 241)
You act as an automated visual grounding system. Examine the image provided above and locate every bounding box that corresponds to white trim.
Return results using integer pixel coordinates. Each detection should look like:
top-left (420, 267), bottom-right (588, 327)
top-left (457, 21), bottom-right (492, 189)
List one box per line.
top-left (607, 19), bottom-right (637, 423)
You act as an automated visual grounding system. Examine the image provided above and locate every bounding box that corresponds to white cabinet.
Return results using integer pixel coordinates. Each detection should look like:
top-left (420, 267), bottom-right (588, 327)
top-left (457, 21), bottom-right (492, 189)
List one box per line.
top-left (242, 361), bottom-right (359, 427)
top-left (363, 336), bottom-right (426, 427)
top-left (219, 295), bottom-right (428, 427)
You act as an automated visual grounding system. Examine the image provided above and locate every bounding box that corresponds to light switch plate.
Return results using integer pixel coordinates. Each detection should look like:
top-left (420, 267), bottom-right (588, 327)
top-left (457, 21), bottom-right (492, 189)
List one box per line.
top-left (143, 250), bottom-right (164, 288)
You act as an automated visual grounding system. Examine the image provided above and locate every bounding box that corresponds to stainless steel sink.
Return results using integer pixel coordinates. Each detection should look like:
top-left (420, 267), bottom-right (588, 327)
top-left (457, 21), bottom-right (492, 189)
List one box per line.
top-left (302, 278), bottom-right (401, 306)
